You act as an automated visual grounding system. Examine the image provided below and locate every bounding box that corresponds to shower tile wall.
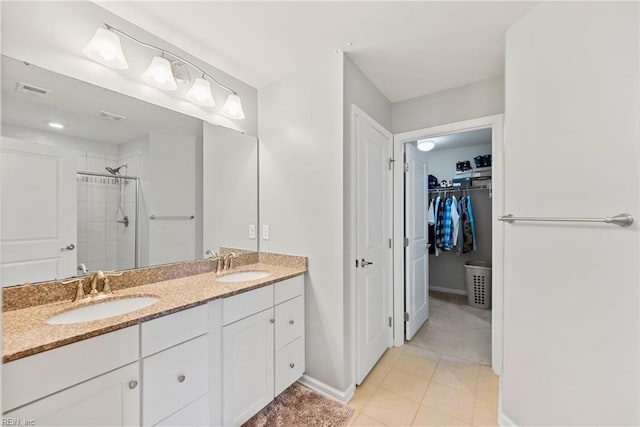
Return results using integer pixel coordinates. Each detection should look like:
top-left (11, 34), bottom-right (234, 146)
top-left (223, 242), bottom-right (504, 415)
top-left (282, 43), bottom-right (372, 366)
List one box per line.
top-left (76, 152), bottom-right (135, 272)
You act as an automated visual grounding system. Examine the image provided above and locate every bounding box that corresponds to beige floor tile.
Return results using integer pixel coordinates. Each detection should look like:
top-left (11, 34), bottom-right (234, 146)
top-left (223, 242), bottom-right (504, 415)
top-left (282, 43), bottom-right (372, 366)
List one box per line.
top-left (381, 346), bottom-right (406, 364)
top-left (395, 352), bottom-right (439, 380)
top-left (350, 412), bottom-right (388, 426)
top-left (431, 364), bottom-right (478, 394)
top-left (439, 354), bottom-right (480, 375)
top-left (422, 382), bottom-right (475, 423)
top-left (404, 345), bottom-right (441, 362)
top-left (380, 369), bottom-right (430, 402)
top-left (362, 355), bottom-right (397, 386)
top-left (472, 397), bottom-right (498, 427)
top-left (362, 388), bottom-right (420, 426)
top-left (349, 381), bottom-right (380, 411)
top-left (412, 406), bottom-right (470, 426)
top-left (475, 370), bottom-right (498, 403)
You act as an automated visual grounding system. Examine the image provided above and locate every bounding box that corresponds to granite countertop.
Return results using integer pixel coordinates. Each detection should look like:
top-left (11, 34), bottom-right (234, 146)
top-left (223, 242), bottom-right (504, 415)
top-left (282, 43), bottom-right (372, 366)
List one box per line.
top-left (3, 262), bottom-right (305, 363)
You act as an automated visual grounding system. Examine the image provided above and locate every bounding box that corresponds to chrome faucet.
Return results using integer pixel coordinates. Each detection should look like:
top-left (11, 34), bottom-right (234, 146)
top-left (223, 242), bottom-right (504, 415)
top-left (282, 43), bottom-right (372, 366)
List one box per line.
top-left (77, 263), bottom-right (89, 275)
top-left (205, 249), bottom-right (218, 258)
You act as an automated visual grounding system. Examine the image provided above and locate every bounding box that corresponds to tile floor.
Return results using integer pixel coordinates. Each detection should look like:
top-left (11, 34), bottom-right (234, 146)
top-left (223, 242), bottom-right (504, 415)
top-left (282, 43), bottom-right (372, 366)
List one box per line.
top-left (347, 345), bottom-right (498, 426)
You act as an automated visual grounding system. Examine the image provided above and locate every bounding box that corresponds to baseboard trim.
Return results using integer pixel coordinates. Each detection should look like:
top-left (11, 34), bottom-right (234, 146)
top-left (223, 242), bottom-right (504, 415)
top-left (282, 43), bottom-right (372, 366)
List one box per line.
top-left (429, 285), bottom-right (467, 296)
top-left (298, 375), bottom-right (355, 404)
top-left (498, 411), bottom-right (518, 427)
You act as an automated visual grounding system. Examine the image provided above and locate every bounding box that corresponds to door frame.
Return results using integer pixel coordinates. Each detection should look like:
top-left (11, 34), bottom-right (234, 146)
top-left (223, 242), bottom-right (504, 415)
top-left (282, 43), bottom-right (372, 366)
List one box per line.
top-left (392, 114), bottom-right (505, 375)
top-left (350, 105), bottom-right (394, 388)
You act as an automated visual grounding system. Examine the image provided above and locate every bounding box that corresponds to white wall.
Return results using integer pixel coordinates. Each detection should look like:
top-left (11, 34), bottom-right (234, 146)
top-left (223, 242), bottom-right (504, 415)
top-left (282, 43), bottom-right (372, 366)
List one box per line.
top-left (392, 76), bottom-right (504, 133)
top-left (1, 1), bottom-right (258, 136)
top-left (343, 55), bottom-right (392, 391)
top-left (259, 52), bottom-right (346, 394)
top-left (202, 123), bottom-right (258, 253)
top-left (502, 2), bottom-right (640, 425)
top-left (147, 132), bottom-right (196, 265)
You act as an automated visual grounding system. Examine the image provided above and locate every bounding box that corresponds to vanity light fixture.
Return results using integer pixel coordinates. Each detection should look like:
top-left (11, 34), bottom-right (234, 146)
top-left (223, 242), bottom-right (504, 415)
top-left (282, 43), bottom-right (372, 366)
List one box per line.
top-left (185, 76), bottom-right (215, 107)
top-left (142, 55), bottom-right (178, 91)
top-left (48, 122), bottom-right (65, 129)
top-left (417, 139), bottom-right (436, 152)
top-left (83, 24), bottom-right (245, 120)
top-left (82, 27), bottom-right (129, 70)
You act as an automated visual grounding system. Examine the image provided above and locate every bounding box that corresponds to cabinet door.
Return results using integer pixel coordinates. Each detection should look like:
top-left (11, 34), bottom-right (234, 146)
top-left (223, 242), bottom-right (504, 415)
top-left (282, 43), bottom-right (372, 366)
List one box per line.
top-left (222, 307), bottom-right (274, 426)
top-left (5, 363), bottom-right (139, 426)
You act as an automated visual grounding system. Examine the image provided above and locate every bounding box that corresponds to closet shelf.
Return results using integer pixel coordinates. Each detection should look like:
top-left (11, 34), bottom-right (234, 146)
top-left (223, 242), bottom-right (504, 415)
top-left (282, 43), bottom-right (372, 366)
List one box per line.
top-left (428, 184), bottom-right (492, 193)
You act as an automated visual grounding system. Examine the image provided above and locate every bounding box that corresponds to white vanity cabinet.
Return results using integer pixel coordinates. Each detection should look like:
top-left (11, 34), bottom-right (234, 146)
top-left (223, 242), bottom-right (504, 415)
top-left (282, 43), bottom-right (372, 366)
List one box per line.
top-left (221, 275), bottom-right (305, 426)
top-left (141, 305), bottom-right (210, 427)
top-left (2, 326), bottom-right (140, 426)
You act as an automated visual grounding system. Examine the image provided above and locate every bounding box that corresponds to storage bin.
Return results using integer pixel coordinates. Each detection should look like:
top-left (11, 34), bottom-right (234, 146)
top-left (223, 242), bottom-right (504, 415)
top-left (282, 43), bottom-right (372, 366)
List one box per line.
top-left (464, 261), bottom-right (492, 309)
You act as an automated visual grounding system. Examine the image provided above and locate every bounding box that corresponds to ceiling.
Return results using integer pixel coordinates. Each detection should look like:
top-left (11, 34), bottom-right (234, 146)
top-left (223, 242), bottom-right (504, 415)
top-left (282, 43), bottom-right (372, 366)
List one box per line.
top-left (1, 55), bottom-right (201, 144)
top-left (97, 1), bottom-right (536, 102)
top-left (413, 127), bottom-right (491, 152)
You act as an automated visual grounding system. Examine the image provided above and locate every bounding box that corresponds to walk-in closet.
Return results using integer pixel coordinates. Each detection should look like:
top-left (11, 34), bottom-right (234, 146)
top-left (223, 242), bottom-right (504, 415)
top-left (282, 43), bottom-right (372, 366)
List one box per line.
top-left (405, 127), bottom-right (493, 365)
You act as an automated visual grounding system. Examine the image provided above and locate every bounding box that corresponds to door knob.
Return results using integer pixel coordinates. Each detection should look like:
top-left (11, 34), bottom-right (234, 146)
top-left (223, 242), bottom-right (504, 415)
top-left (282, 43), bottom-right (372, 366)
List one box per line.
top-left (360, 259), bottom-right (373, 267)
top-left (289, 319), bottom-right (295, 325)
top-left (60, 244), bottom-right (75, 251)
top-left (128, 380), bottom-right (138, 389)
top-left (177, 375), bottom-right (186, 383)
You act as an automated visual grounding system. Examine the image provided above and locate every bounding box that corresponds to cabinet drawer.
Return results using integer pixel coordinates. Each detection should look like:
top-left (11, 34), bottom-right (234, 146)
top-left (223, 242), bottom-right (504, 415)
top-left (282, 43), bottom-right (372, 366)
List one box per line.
top-left (155, 393), bottom-right (210, 427)
top-left (141, 304), bottom-right (208, 357)
top-left (274, 275), bottom-right (304, 305)
top-left (275, 336), bottom-right (305, 396)
top-left (2, 326), bottom-right (139, 412)
top-left (223, 284), bottom-right (273, 325)
top-left (143, 335), bottom-right (209, 426)
top-left (275, 295), bottom-right (304, 350)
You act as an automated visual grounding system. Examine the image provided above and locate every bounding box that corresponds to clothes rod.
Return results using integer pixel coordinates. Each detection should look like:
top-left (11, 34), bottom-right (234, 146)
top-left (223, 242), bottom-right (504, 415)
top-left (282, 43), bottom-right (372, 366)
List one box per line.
top-left (149, 215), bottom-right (195, 220)
top-left (498, 213), bottom-right (633, 227)
top-left (429, 185), bottom-right (491, 192)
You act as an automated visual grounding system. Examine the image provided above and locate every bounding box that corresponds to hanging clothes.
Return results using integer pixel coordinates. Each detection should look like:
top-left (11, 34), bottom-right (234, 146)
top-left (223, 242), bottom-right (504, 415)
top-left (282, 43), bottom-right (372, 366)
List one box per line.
top-left (427, 198), bottom-right (436, 255)
top-left (442, 198), bottom-right (454, 250)
top-left (467, 195), bottom-right (477, 251)
top-left (451, 196), bottom-right (460, 246)
top-left (435, 195), bottom-right (446, 252)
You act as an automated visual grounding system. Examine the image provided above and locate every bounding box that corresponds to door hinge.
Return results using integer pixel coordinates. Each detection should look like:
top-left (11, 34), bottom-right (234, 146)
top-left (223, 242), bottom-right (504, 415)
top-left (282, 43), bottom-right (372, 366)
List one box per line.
top-left (355, 259), bottom-right (360, 268)
top-left (403, 237), bottom-right (409, 247)
top-left (388, 316), bottom-right (393, 327)
top-left (403, 162), bottom-right (409, 173)
top-left (388, 158), bottom-right (395, 170)
top-left (388, 238), bottom-right (392, 249)
top-left (404, 312), bottom-right (409, 322)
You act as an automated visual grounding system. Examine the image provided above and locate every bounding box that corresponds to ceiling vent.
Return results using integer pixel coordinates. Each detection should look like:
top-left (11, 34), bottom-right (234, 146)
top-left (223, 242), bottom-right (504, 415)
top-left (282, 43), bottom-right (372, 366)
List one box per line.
top-left (97, 110), bottom-right (127, 122)
top-left (16, 81), bottom-right (51, 98)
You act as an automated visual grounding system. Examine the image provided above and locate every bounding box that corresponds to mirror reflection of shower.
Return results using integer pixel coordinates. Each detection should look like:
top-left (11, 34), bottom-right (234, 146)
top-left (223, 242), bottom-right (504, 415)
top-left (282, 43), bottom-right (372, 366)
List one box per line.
top-left (106, 164), bottom-right (129, 228)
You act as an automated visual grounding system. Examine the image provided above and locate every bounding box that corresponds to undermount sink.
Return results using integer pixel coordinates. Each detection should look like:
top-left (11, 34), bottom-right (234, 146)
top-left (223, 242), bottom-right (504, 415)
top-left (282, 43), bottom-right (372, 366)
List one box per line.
top-left (47, 296), bottom-right (159, 325)
top-left (216, 270), bottom-right (270, 283)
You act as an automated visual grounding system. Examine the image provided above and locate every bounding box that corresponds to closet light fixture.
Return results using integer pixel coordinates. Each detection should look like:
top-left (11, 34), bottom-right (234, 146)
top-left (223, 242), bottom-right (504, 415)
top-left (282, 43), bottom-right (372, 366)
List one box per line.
top-left (417, 139), bottom-right (436, 152)
top-left (142, 55), bottom-right (178, 91)
top-left (83, 24), bottom-right (245, 120)
top-left (48, 122), bottom-right (65, 129)
top-left (82, 27), bottom-right (129, 70)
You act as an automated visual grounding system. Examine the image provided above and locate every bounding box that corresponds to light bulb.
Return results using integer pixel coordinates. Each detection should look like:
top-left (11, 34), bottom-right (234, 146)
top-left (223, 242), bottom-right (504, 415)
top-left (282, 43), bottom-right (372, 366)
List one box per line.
top-left (142, 56), bottom-right (178, 91)
top-left (186, 77), bottom-right (215, 107)
top-left (417, 139), bottom-right (435, 152)
top-left (82, 27), bottom-right (128, 70)
top-left (220, 94), bottom-right (245, 120)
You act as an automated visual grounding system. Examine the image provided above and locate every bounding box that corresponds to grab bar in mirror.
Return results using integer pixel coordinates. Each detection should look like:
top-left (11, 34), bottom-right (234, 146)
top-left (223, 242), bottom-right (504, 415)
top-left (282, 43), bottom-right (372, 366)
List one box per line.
top-left (149, 215), bottom-right (195, 220)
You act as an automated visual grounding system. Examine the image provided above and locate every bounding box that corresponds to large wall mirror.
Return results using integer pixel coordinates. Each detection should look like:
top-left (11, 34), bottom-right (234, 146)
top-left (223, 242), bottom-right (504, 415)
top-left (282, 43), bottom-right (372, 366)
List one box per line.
top-left (0, 54), bottom-right (258, 287)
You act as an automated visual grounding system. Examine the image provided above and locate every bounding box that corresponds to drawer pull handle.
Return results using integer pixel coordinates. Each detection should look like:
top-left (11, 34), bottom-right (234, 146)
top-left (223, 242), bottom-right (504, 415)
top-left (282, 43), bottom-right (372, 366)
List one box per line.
top-left (269, 318), bottom-right (275, 324)
top-left (178, 375), bottom-right (186, 383)
top-left (128, 380), bottom-right (138, 389)
top-left (289, 363), bottom-right (295, 369)
top-left (289, 319), bottom-right (295, 325)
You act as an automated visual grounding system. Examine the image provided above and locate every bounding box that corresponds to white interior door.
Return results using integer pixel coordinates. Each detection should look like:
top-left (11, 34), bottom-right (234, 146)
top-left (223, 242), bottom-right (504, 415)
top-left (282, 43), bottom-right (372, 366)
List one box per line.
top-left (355, 109), bottom-right (393, 384)
top-left (404, 143), bottom-right (429, 340)
top-left (1, 137), bottom-right (77, 285)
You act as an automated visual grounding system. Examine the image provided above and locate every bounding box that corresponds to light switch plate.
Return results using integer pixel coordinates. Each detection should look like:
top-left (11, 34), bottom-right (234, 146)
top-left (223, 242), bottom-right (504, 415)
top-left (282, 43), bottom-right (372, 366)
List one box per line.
top-left (262, 224), bottom-right (270, 240)
top-left (249, 224), bottom-right (256, 239)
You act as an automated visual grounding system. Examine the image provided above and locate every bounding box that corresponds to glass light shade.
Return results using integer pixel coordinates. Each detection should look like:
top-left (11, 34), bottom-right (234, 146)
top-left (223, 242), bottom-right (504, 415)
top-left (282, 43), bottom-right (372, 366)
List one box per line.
top-left (142, 56), bottom-right (178, 91)
top-left (220, 94), bottom-right (246, 120)
top-left (417, 139), bottom-right (435, 152)
top-left (186, 77), bottom-right (215, 107)
top-left (82, 27), bottom-right (128, 70)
